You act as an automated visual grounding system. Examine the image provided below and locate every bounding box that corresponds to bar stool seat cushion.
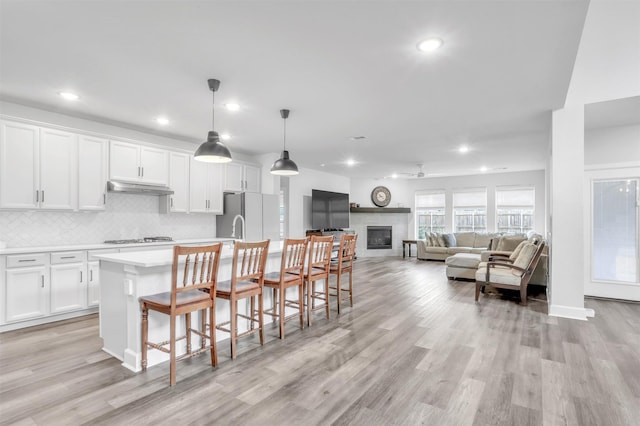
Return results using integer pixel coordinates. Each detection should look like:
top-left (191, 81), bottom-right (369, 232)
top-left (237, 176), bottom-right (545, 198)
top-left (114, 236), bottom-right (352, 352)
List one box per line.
top-left (263, 271), bottom-right (302, 284)
top-left (140, 289), bottom-right (210, 306)
top-left (217, 280), bottom-right (260, 296)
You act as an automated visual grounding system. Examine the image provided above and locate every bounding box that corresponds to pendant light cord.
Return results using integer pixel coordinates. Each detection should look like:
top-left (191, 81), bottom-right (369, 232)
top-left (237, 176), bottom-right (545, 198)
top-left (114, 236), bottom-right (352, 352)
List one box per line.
top-left (283, 117), bottom-right (287, 150)
top-left (211, 89), bottom-right (215, 130)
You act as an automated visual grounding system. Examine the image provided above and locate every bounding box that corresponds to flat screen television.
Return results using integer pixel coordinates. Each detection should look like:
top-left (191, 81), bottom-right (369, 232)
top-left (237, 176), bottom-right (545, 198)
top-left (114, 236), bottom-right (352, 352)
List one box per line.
top-left (312, 189), bottom-right (350, 230)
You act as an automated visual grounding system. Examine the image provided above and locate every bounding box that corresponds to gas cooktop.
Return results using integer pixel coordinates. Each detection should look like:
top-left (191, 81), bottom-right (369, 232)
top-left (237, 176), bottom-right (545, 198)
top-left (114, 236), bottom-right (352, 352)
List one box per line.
top-left (104, 236), bottom-right (174, 245)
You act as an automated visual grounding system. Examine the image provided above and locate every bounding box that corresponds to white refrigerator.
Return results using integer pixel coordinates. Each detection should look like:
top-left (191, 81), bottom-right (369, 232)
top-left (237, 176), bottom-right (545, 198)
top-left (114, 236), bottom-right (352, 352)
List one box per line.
top-left (216, 192), bottom-right (280, 242)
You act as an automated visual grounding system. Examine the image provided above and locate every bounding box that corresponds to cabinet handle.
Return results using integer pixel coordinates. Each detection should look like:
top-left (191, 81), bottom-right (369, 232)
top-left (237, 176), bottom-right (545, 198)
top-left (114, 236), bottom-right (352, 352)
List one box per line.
top-left (19, 259), bottom-right (36, 262)
top-left (41, 275), bottom-right (44, 288)
top-left (141, 167), bottom-right (144, 177)
top-left (80, 271), bottom-right (83, 283)
top-left (36, 190), bottom-right (39, 202)
top-left (41, 191), bottom-right (44, 202)
top-left (138, 166), bottom-right (141, 177)
top-left (170, 197), bottom-right (173, 208)
top-left (103, 193), bottom-right (106, 204)
top-left (90, 270), bottom-right (93, 282)
top-left (61, 256), bottom-right (75, 259)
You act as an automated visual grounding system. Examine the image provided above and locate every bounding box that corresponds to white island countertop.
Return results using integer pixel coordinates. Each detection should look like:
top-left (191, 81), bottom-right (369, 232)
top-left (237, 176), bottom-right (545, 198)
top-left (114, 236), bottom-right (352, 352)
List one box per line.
top-left (92, 240), bottom-right (285, 268)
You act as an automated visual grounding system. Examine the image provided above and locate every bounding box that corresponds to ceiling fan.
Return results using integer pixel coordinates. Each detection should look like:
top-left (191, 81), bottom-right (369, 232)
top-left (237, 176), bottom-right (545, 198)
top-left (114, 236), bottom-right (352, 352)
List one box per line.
top-left (397, 164), bottom-right (425, 178)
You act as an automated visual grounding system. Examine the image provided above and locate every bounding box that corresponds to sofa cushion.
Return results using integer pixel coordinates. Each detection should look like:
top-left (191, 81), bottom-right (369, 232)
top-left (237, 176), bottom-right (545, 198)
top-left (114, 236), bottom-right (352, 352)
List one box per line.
top-left (426, 246), bottom-right (449, 254)
top-left (476, 267), bottom-right (522, 286)
top-left (496, 235), bottom-right (526, 251)
top-left (443, 233), bottom-right (457, 247)
top-left (447, 247), bottom-right (472, 255)
top-left (436, 234), bottom-right (447, 247)
top-left (509, 240), bottom-right (529, 261)
top-left (512, 243), bottom-right (537, 275)
top-left (445, 253), bottom-right (481, 268)
top-left (473, 233), bottom-right (495, 248)
top-left (454, 232), bottom-right (476, 248)
top-left (469, 247), bottom-right (484, 254)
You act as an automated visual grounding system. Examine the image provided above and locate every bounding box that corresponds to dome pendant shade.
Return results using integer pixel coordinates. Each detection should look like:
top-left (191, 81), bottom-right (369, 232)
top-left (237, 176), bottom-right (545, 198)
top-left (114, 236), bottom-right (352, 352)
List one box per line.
top-left (271, 150), bottom-right (299, 175)
top-left (194, 79), bottom-right (232, 163)
top-left (270, 108), bottom-right (299, 175)
top-left (194, 131), bottom-right (232, 163)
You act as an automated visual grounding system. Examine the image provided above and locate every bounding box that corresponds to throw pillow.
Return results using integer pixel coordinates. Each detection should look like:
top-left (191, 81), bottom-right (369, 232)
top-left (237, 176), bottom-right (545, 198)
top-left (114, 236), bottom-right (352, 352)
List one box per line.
top-left (509, 240), bottom-right (529, 261)
top-left (512, 243), bottom-right (537, 276)
top-left (497, 235), bottom-right (526, 252)
top-left (443, 233), bottom-right (457, 248)
top-left (436, 233), bottom-right (447, 247)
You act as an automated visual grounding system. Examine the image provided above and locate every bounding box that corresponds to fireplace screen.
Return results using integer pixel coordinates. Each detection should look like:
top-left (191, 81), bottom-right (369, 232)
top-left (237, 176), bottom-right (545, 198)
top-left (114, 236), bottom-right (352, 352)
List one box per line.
top-left (367, 226), bottom-right (392, 249)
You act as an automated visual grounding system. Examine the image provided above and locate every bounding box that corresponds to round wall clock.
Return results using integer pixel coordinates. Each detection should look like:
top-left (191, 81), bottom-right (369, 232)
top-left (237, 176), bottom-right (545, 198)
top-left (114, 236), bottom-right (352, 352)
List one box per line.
top-left (371, 186), bottom-right (391, 207)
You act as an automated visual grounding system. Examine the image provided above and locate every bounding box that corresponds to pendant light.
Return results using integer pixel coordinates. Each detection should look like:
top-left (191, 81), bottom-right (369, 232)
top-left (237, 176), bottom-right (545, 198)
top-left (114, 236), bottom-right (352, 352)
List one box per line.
top-left (194, 79), bottom-right (232, 163)
top-left (270, 109), bottom-right (299, 175)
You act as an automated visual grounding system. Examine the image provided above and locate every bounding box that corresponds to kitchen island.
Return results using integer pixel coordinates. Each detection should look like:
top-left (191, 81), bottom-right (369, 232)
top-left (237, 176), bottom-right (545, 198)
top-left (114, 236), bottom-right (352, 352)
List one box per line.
top-left (93, 241), bottom-right (284, 372)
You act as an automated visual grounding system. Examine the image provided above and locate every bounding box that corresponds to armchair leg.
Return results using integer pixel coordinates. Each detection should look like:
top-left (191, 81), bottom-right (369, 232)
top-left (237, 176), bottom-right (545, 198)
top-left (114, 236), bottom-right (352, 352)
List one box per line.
top-left (520, 284), bottom-right (528, 306)
top-left (475, 281), bottom-right (481, 302)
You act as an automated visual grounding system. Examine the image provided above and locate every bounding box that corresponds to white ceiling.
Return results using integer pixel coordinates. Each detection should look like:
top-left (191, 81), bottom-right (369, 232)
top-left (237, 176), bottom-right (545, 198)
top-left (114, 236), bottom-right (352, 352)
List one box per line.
top-left (0, 1), bottom-right (590, 179)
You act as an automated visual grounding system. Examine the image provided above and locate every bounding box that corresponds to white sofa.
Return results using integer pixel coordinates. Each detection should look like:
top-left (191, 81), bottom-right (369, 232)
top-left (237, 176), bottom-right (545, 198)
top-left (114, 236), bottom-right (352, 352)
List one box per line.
top-left (417, 232), bottom-right (500, 261)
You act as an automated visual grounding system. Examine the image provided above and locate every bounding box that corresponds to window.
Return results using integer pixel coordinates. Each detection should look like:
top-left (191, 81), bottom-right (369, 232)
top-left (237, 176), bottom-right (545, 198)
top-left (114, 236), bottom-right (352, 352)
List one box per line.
top-left (415, 192), bottom-right (445, 238)
top-left (496, 187), bottom-right (535, 234)
top-left (453, 189), bottom-right (486, 232)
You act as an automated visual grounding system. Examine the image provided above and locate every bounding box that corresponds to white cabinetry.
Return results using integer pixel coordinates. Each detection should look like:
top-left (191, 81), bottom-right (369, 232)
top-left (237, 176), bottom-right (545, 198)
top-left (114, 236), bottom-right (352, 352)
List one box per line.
top-left (87, 261), bottom-right (100, 307)
top-left (166, 152), bottom-right (190, 213)
top-left (0, 121), bottom-right (77, 210)
top-left (78, 135), bottom-right (108, 210)
top-left (190, 159), bottom-right (223, 214)
top-left (109, 140), bottom-right (169, 186)
top-left (3, 253), bottom-right (48, 323)
top-left (224, 162), bottom-right (261, 193)
top-left (50, 251), bottom-right (87, 314)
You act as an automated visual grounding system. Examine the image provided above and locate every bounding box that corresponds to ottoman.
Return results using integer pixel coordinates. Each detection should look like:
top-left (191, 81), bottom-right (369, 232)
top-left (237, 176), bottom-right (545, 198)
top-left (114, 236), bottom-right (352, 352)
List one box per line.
top-left (445, 253), bottom-right (481, 281)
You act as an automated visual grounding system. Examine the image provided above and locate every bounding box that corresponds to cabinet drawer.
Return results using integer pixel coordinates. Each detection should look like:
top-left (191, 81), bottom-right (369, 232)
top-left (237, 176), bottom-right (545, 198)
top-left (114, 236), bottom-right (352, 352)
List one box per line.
top-left (6, 253), bottom-right (47, 268)
top-left (51, 251), bottom-right (86, 264)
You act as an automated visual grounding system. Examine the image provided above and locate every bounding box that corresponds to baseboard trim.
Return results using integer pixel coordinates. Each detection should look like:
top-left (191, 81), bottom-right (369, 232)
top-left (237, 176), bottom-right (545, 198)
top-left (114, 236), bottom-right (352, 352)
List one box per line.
top-left (549, 304), bottom-right (595, 321)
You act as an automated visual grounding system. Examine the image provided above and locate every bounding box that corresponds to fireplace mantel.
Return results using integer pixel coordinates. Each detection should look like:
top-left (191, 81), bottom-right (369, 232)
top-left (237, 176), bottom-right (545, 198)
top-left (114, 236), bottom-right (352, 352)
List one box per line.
top-left (350, 207), bottom-right (411, 213)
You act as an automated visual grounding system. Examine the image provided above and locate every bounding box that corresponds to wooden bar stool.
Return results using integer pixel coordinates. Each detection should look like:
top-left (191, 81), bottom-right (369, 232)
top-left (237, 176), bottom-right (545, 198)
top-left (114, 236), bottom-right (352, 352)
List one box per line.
top-left (262, 238), bottom-right (307, 339)
top-left (304, 235), bottom-right (334, 326)
top-left (140, 243), bottom-right (222, 386)
top-left (215, 240), bottom-right (269, 360)
top-left (329, 234), bottom-right (357, 314)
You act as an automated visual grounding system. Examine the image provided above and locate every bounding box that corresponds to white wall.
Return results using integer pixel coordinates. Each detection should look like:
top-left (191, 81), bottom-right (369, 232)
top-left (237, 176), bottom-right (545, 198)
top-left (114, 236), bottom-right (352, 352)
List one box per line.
top-left (288, 168), bottom-right (350, 238)
top-left (549, 0), bottom-right (640, 319)
top-left (350, 169), bottom-right (546, 239)
top-left (585, 124), bottom-right (640, 165)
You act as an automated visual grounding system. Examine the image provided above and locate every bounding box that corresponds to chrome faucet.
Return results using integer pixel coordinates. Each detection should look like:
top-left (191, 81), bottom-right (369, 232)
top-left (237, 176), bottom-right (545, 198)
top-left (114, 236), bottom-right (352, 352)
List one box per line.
top-left (231, 214), bottom-right (246, 240)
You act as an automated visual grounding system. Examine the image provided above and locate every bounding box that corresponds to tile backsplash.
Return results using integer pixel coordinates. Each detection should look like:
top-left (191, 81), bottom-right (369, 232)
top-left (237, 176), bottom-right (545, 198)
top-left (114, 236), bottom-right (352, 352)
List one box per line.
top-left (0, 193), bottom-right (216, 248)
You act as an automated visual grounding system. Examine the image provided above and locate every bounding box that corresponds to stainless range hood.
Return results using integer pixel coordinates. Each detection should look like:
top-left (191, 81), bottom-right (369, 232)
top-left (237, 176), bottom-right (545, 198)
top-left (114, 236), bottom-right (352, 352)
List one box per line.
top-left (107, 181), bottom-right (174, 196)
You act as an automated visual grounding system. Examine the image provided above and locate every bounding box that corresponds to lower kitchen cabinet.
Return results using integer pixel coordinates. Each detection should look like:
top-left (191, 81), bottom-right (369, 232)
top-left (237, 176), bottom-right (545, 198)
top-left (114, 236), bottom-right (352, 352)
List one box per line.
top-left (50, 262), bottom-right (87, 313)
top-left (87, 260), bottom-right (100, 307)
top-left (5, 265), bottom-right (48, 322)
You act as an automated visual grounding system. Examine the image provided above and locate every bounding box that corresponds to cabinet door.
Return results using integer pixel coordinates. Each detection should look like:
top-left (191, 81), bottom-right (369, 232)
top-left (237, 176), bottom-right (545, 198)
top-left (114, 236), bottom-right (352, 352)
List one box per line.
top-left (39, 128), bottom-right (77, 210)
top-left (168, 152), bottom-right (189, 213)
top-left (87, 261), bottom-right (100, 307)
top-left (0, 120), bottom-right (39, 209)
top-left (50, 263), bottom-right (86, 313)
top-left (78, 135), bottom-right (108, 210)
top-left (5, 266), bottom-right (48, 322)
top-left (189, 158), bottom-right (209, 213)
top-left (244, 164), bottom-right (261, 193)
top-left (208, 163), bottom-right (224, 214)
top-left (224, 162), bottom-right (244, 192)
top-left (140, 146), bottom-right (169, 185)
top-left (109, 140), bottom-right (140, 182)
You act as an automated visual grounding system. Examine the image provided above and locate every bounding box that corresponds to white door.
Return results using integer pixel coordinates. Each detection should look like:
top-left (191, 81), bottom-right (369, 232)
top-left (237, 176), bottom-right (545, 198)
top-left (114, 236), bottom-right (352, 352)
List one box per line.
top-left (585, 167), bottom-right (640, 301)
top-left (0, 120), bottom-right (39, 209)
top-left (244, 164), bottom-right (261, 193)
top-left (208, 163), bottom-right (223, 214)
top-left (224, 162), bottom-right (244, 192)
top-left (87, 261), bottom-right (100, 307)
top-left (50, 263), bottom-right (87, 313)
top-left (5, 266), bottom-right (48, 322)
top-left (189, 158), bottom-right (209, 213)
top-left (39, 127), bottom-right (77, 210)
top-left (78, 135), bottom-right (108, 210)
top-left (168, 152), bottom-right (189, 213)
top-left (140, 146), bottom-right (169, 185)
top-left (109, 140), bottom-right (140, 182)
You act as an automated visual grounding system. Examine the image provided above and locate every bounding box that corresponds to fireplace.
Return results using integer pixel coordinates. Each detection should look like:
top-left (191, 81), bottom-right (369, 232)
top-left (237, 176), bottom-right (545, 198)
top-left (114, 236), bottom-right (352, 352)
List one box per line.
top-left (367, 226), bottom-right (392, 249)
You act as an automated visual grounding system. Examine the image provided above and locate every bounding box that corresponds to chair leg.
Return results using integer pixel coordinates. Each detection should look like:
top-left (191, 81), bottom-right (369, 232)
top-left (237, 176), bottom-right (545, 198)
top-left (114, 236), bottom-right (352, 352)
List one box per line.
top-left (279, 286), bottom-right (285, 339)
top-left (336, 272), bottom-right (342, 314)
top-left (141, 304), bottom-right (148, 371)
top-left (185, 312), bottom-right (192, 355)
top-left (520, 284), bottom-right (528, 306)
top-left (475, 282), bottom-right (481, 302)
top-left (298, 283), bottom-right (304, 330)
top-left (306, 279), bottom-right (313, 327)
top-left (230, 299), bottom-right (237, 359)
top-left (272, 288), bottom-right (278, 323)
top-left (348, 271), bottom-right (353, 307)
top-left (170, 314), bottom-right (176, 386)
top-left (250, 296), bottom-right (256, 330)
top-left (210, 305), bottom-right (217, 367)
top-left (324, 278), bottom-right (330, 320)
top-left (258, 293), bottom-right (265, 346)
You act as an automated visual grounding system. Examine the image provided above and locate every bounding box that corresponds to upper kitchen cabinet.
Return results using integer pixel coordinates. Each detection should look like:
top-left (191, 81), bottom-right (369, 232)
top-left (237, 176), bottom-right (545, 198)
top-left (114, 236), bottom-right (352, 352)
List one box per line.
top-left (78, 135), bottom-right (108, 211)
top-left (166, 151), bottom-right (190, 213)
top-left (223, 162), bottom-right (261, 193)
top-left (109, 140), bottom-right (169, 186)
top-left (0, 121), bottom-right (77, 210)
top-left (189, 158), bottom-right (223, 214)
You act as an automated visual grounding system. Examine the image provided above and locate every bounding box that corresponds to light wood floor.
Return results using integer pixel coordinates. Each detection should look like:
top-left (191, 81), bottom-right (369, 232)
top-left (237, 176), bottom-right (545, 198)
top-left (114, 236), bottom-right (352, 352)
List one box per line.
top-left (1, 257), bottom-right (639, 426)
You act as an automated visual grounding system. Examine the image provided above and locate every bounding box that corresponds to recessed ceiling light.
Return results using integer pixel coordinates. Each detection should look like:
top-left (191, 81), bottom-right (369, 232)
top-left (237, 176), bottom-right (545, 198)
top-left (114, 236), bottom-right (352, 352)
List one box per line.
top-left (155, 117), bottom-right (170, 125)
top-left (480, 166), bottom-right (488, 172)
top-left (391, 173), bottom-right (398, 179)
top-left (224, 103), bottom-right (240, 111)
top-left (320, 163), bottom-right (325, 167)
top-left (58, 91), bottom-right (79, 101)
top-left (417, 38), bottom-right (443, 52)
top-left (459, 145), bottom-right (469, 153)
top-left (220, 133), bottom-right (231, 141)
top-left (346, 159), bottom-right (356, 166)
